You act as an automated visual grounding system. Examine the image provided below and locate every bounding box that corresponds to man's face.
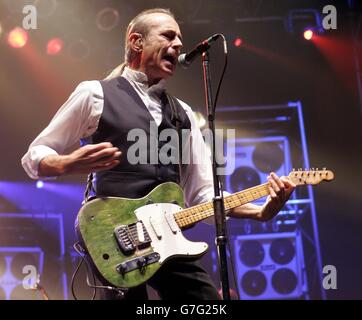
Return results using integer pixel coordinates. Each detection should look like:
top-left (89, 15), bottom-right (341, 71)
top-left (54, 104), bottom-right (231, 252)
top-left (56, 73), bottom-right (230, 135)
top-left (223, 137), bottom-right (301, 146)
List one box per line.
top-left (139, 13), bottom-right (183, 83)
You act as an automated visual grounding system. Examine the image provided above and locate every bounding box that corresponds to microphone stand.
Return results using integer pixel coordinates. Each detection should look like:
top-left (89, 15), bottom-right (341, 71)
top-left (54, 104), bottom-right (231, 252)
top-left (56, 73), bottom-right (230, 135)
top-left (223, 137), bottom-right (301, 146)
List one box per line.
top-left (201, 50), bottom-right (230, 300)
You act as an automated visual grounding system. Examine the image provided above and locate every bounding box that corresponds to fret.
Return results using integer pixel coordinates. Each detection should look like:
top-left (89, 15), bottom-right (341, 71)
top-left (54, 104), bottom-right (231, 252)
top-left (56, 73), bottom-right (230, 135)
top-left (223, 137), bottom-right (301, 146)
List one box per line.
top-left (174, 182), bottom-right (271, 228)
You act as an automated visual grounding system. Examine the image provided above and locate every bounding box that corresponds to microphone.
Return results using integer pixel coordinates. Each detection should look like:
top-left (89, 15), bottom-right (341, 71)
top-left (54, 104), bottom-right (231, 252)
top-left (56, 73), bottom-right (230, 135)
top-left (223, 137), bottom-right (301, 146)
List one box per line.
top-left (178, 34), bottom-right (220, 68)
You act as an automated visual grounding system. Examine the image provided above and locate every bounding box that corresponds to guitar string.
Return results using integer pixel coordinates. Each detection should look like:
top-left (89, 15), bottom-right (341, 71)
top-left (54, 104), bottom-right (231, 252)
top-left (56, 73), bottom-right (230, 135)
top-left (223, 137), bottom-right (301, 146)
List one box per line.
top-left (114, 173), bottom-right (325, 235)
top-left (120, 183), bottom-right (270, 233)
top-left (174, 184), bottom-right (269, 224)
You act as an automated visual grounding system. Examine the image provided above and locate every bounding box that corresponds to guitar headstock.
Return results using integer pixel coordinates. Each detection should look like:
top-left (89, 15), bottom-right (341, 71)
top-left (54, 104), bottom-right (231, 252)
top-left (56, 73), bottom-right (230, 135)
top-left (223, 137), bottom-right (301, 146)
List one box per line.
top-left (288, 168), bottom-right (334, 186)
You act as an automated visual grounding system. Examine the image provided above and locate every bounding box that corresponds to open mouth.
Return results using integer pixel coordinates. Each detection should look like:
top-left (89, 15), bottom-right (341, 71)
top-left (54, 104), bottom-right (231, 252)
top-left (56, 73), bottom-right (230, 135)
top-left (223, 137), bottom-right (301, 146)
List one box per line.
top-left (162, 54), bottom-right (176, 65)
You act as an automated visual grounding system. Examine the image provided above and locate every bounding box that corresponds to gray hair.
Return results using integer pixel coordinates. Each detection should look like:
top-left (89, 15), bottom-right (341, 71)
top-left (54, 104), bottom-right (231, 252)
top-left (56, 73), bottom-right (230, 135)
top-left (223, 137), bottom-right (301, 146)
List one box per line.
top-left (105, 8), bottom-right (174, 80)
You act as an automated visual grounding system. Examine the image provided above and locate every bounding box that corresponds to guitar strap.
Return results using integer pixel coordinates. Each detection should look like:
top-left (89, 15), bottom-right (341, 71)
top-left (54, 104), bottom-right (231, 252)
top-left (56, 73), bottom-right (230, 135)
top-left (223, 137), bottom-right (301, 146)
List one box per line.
top-left (83, 172), bottom-right (94, 204)
top-left (83, 93), bottom-right (185, 204)
top-left (165, 93), bottom-right (184, 183)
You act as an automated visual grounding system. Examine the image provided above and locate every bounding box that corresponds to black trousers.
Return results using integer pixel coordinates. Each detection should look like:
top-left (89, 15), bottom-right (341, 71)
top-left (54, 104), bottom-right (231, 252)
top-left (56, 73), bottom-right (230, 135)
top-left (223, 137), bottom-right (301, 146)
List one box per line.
top-left (93, 257), bottom-right (220, 300)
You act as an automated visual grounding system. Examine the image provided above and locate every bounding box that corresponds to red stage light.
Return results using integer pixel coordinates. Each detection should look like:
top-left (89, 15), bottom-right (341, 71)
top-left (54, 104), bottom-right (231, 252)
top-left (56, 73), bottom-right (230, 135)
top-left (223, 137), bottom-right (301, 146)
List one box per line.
top-left (47, 38), bottom-right (63, 55)
top-left (303, 29), bottom-right (314, 41)
top-left (7, 27), bottom-right (28, 48)
top-left (234, 37), bottom-right (243, 47)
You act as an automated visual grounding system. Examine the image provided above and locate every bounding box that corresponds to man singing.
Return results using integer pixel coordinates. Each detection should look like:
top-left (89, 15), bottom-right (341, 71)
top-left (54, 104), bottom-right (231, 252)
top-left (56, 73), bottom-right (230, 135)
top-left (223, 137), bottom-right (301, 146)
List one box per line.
top-left (22, 8), bottom-right (295, 300)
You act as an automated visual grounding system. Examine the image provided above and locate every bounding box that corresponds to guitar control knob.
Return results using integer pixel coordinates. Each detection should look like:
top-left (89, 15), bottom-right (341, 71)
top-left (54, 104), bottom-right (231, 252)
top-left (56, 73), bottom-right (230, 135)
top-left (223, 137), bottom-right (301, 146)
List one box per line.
top-left (137, 257), bottom-right (147, 267)
top-left (137, 257), bottom-right (147, 274)
top-left (117, 264), bottom-right (126, 276)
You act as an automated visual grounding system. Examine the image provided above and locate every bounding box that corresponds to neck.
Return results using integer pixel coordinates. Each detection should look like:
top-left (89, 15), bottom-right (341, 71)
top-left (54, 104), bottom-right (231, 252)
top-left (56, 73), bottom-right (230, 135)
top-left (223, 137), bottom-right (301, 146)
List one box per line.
top-left (128, 62), bottom-right (162, 86)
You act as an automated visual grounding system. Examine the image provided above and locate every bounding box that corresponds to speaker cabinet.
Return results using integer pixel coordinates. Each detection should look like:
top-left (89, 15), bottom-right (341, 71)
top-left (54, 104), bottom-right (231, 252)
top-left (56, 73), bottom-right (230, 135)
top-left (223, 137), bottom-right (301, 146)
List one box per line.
top-left (0, 247), bottom-right (44, 300)
top-left (0, 213), bottom-right (68, 300)
top-left (225, 136), bottom-right (291, 201)
top-left (232, 232), bottom-right (306, 299)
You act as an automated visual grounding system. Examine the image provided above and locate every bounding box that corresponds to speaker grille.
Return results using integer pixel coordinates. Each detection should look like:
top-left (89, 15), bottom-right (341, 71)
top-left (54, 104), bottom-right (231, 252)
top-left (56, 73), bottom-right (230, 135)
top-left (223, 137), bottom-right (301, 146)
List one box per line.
top-left (239, 240), bottom-right (265, 267)
top-left (241, 270), bottom-right (267, 296)
top-left (272, 268), bottom-right (298, 294)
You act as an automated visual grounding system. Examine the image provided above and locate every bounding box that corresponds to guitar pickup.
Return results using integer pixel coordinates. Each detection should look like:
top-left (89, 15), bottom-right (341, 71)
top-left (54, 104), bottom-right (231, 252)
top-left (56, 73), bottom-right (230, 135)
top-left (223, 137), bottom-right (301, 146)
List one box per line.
top-left (165, 212), bottom-right (179, 234)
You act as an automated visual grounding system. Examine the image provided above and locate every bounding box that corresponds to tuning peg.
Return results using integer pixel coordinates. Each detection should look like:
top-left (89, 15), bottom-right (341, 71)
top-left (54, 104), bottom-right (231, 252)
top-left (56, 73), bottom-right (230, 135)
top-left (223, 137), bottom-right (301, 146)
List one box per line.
top-left (316, 168), bottom-right (319, 171)
top-left (323, 167), bottom-right (327, 171)
top-left (292, 168), bottom-right (295, 171)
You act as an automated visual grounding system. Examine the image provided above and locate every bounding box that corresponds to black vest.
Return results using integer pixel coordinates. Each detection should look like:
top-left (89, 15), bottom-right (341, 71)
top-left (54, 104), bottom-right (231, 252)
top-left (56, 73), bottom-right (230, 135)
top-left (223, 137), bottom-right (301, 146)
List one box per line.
top-left (87, 76), bottom-right (191, 198)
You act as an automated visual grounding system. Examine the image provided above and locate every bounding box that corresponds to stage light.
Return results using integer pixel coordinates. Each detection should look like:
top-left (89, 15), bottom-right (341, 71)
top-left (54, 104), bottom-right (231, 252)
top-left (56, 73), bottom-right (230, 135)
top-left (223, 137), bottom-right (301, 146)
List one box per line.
top-left (234, 37), bottom-right (243, 48)
top-left (36, 181), bottom-right (44, 189)
top-left (96, 7), bottom-right (120, 32)
top-left (46, 38), bottom-right (63, 55)
top-left (68, 39), bottom-right (90, 61)
top-left (7, 27), bottom-right (28, 48)
top-left (303, 29), bottom-right (314, 41)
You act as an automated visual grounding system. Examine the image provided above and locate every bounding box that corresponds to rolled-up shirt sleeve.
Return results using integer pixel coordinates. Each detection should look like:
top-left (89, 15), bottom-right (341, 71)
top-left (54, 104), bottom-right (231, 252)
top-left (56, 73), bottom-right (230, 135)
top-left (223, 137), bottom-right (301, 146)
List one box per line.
top-left (21, 81), bottom-right (103, 179)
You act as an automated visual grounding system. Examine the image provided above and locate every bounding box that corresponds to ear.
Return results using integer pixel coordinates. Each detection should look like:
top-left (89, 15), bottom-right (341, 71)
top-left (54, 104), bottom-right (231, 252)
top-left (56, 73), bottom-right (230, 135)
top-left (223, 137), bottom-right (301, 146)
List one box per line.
top-left (129, 33), bottom-right (143, 52)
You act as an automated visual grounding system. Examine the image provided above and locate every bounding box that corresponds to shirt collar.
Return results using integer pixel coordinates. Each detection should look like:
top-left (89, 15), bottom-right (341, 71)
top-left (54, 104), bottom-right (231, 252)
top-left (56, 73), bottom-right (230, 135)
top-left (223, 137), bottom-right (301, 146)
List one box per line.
top-left (121, 66), bottom-right (166, 97)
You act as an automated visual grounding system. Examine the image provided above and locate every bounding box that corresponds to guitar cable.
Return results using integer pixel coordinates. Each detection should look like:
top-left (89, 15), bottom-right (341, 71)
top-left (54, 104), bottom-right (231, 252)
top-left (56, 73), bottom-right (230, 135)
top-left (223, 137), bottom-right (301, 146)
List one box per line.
top-left (72, 242), bottom-right (127, 300)
top-left (213, 36), bottom-right (241, 300)
top-left (71, 242), bottom-right (96, 300)
top-left (225, 226), bottom-right (241, 300)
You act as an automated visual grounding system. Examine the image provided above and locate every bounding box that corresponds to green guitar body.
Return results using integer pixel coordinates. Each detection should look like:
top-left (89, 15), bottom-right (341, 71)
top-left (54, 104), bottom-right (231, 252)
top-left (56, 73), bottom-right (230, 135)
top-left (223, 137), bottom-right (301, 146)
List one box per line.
top-left (76, 182), bottom-right (206, 289)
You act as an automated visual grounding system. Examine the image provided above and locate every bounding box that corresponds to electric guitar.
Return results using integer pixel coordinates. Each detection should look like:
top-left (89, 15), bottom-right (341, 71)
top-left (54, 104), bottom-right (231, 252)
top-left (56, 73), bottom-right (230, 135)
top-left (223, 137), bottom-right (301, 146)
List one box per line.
top-left (76, 169), bottom-right (334, 289)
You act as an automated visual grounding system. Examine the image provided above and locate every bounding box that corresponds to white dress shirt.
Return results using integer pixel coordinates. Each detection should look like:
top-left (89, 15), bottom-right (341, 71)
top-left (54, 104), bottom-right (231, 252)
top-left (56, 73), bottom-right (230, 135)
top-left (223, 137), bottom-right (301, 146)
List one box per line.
top-left (21, 67), bottom-right (216, 208)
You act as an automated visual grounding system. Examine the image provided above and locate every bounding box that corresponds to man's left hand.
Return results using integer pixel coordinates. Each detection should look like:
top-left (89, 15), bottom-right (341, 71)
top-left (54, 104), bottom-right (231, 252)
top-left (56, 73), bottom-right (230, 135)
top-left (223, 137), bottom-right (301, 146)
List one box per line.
top-left (257, 172), bottom-right (296, 221)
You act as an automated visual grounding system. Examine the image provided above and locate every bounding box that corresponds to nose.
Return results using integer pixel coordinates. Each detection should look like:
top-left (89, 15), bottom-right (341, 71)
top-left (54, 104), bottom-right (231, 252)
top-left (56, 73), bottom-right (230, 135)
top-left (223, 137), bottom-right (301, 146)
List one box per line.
top-left (172, 37), bottom-right (183, 52)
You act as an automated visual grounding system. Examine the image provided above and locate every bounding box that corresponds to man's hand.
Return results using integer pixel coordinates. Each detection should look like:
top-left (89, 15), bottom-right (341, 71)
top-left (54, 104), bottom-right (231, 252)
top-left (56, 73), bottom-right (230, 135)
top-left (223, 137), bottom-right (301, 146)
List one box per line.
top-left (38, 142), bottom-right (121, 177)
top-left (256, 172), bottom-right (296, 221)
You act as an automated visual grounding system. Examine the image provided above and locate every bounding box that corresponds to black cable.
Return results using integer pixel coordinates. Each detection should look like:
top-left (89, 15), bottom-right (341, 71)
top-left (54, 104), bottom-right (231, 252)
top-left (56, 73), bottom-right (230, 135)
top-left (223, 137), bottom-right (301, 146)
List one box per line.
top-left (71, 242), bottom-right (97, 300)
top-left (225, 228), bottom-right (241, 300)
top-left (70, 248), bottom-right (84, 300)
top-left (213, 34), bottom-right (228, 114)
top-left (72, 242), bottom-right (126, 300)
top-left (211, 36), bottom-right (241, 299)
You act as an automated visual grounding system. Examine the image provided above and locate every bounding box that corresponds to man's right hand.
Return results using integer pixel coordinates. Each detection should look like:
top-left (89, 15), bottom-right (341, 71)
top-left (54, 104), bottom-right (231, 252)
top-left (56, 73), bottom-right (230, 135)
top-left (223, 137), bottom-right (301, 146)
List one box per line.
top-left (38, 142), bottom-right (122, 177)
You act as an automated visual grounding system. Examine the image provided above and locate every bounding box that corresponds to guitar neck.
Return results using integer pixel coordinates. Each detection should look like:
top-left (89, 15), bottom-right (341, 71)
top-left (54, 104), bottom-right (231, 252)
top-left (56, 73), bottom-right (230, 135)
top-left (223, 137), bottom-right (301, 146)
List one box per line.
top-left (173, 168), bottom-right (334, 229)
top-left (174, 183), bottom-right (270, 229)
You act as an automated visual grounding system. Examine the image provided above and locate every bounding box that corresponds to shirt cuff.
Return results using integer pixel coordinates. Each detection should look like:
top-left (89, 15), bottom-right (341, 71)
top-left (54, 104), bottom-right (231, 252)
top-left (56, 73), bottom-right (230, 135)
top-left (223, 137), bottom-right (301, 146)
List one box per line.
top-left (21, 145), bottom-right (59, 180)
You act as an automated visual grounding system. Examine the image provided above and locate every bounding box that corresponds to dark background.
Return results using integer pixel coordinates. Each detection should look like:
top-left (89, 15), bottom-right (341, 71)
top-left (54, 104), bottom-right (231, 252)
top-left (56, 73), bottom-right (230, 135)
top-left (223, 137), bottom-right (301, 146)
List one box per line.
top-left (0, 0), bottom-right (361, 299)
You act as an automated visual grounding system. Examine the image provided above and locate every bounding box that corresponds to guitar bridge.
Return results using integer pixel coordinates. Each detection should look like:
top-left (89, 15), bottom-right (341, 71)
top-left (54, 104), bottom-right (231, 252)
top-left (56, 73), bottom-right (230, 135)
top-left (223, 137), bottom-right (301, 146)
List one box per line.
top-left (114, 221), bottom-right (152, 255)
